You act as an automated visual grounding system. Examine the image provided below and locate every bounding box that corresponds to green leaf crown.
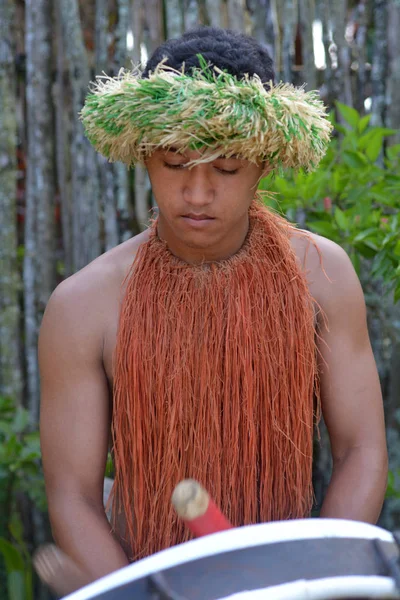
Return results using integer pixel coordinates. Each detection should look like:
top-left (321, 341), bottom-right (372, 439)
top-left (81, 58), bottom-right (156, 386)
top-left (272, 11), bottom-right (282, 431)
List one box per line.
top-left (80, 55), bottom-right (333, 172)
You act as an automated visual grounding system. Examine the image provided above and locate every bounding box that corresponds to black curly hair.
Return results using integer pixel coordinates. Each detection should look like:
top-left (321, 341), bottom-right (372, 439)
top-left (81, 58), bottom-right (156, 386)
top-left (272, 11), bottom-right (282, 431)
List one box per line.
top-left (142, 26), bottom-right (275, 86)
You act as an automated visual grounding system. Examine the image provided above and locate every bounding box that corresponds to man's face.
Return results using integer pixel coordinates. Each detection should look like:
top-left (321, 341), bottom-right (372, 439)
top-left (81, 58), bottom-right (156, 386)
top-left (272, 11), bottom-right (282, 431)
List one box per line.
top-left (145, 147), bottom-right (268, 259)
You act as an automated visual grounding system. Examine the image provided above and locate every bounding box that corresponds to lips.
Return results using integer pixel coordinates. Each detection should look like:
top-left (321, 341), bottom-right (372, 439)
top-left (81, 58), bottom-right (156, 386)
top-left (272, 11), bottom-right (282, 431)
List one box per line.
top-left (183, 214), bottom-right (214, 220)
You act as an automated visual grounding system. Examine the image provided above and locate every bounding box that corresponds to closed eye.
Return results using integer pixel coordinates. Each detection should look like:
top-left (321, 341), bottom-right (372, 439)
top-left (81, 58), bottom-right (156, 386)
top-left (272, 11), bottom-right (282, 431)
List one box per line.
top-left (163, 162), bottom-right (239, 175)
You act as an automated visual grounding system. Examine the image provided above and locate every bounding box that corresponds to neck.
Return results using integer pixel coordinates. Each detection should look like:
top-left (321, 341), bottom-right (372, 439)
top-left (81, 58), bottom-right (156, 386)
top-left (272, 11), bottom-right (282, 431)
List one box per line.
top-left (156, 213), bottom-right (250, 265)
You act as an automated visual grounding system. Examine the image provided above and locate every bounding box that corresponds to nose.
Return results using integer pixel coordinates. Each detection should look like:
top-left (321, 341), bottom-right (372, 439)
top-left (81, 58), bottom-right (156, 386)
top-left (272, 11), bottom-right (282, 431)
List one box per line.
top-left (183, 164), bottom-right (215, 207)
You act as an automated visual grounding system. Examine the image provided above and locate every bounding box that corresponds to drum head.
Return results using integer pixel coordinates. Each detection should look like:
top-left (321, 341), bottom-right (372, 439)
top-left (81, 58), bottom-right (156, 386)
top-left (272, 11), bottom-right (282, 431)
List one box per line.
top-left (64, 519), bottom-right (400, 600)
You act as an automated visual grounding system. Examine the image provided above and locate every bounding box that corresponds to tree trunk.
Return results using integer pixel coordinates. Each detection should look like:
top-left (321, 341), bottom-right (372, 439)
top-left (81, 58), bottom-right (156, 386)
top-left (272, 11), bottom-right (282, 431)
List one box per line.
top-left (354, 0), bottom-right (369, 113)
top-left (246, 0), bottom-right (277, 64)
top-left (165, 0), bottom-right (184, 38)
top-left (227, 0), bottom-right (246, 31)
top-left (114, 0), bottom-right (131, 242)
top-left (299, 0), bottom-right (317, 90)
top-left (387, 0), bottom-right (400, 143)
top-left (54, 0), bottom-right (73, 277)
top-left (25, 0), bottom-right (56, 425)
top-left (59, 0), bottom-right (101, 271)
top-left (183, 0), bottom-right (199, 30)
top-left (330, 0), bottom-right (352, 107)
top-left (205, 0), bottom-right (222, 27)
top-left (281, 0), bottom-right (298, 83)
top-left (132, 0), bottom-right (151, 230)
top-left (144, 0), bottom-right (164, 51)
top-left (96, 0), bottom-right (119, 252)
top-left (320, 0), bottom-right (334, 106)
top-left (0, 0), bottom-right (23, 406)
top-left (370, 0), bottom-right (388, 127)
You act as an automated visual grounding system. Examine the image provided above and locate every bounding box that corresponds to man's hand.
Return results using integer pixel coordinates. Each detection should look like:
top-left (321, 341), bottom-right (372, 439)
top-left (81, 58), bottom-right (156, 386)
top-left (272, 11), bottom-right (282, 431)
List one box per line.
top-left (34, 544), bottom-right (91, 597)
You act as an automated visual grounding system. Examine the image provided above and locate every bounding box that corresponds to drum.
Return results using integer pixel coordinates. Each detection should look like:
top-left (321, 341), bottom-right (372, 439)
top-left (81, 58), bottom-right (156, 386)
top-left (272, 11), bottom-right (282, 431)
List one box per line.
top-left (63, 519), bottom-right (400, 600)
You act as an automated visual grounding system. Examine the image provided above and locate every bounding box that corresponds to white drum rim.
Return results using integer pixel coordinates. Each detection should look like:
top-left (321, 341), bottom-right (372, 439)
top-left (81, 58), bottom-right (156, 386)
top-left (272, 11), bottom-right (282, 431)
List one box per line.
top-left (220, 576), bottom-right (400, 600)
top-left (64, 518), bottom-right (395, 600)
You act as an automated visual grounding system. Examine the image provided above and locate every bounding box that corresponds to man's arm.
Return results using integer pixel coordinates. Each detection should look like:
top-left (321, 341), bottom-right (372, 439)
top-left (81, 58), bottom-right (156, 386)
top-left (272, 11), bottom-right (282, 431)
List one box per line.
top-left (313, 238), bottom-right (388, 523)
top-left (38, 273), bottom-right (129, 590)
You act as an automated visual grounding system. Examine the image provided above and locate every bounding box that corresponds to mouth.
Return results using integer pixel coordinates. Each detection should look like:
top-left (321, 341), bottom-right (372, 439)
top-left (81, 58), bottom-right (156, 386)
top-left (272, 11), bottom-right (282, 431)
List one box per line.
top-left (182, 213), bottom-right (215, 221)
top-left (181, 214), bottom-right (216, 229)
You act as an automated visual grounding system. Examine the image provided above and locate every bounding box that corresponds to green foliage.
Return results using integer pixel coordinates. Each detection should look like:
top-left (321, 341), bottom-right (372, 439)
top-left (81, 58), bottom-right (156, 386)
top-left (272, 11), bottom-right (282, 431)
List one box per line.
top-left (386, 469), bottom-right (400, 501)
top-left (259, 103), bottom-right (400, 301)
top-left (0, 515), bottom-right (33, 600)
top-left (0, 397), bottom-right (46, 512)
top-left (0, 397), bottom-right (46, 600)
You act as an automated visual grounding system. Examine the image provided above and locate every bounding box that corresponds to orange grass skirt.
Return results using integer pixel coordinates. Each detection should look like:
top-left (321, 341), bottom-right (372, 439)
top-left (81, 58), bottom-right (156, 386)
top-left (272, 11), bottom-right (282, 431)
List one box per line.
top-left (110, 199), bottom-right (321, 560)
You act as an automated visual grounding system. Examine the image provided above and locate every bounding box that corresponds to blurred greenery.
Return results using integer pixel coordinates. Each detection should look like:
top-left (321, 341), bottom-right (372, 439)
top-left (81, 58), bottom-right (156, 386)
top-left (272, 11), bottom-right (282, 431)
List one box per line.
top-left (0, 397), bottom-right (46, 600)
top-left (260, 102), bottom-right (400, 301)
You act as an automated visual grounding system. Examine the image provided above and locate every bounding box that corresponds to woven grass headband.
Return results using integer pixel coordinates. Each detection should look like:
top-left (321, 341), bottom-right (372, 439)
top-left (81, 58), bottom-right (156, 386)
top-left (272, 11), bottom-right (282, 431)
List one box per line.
top-left (80, 56), bottom-right (333, 172)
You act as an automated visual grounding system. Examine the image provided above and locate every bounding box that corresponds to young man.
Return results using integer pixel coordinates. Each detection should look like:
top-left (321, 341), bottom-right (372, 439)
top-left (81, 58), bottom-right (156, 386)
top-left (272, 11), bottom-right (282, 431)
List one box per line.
top-left (35, 27), bottom-right (387, 596)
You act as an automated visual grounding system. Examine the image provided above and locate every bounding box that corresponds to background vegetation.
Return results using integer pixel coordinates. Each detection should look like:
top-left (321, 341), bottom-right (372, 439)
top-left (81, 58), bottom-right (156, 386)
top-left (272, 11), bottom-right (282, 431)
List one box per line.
top-left (0, 0), bottom-right (399, 598)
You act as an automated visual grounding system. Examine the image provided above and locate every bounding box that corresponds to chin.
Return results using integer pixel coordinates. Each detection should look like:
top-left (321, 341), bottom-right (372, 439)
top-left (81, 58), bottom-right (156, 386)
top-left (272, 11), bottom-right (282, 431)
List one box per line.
top-left (181, 234), bottom-right (216, 250)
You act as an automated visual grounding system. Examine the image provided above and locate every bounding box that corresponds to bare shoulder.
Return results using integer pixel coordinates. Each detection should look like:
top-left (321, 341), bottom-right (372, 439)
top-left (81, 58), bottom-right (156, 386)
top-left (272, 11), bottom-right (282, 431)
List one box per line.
top-left (289, 229), bottom-right (365, 314)
top-left (56, 230), bottom-right (149, 299)
top-left (40, 230), bottom-right (150, 352)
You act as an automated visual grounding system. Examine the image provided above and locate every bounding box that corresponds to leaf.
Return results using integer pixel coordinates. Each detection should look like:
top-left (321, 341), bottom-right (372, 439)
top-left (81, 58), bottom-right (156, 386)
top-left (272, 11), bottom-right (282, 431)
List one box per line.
top-left (354, 242), bottom-right (378, 259)
top-left (309, 221), bottom-right (338, 239)
top-left (395, 283), bottom-right (400, 304)
top-left (357, 115), bottom-right (371, 134)
top-left (353, 228), bottom-right (380, 243)
top-left (334, 123), bottom-right (349, 136)
top-left (0, 538), bottom-right (25, 572)
top-left (11, 408), bottom-right (29, 434)
top-left (9, 515), bottom-right (23, 545)
top-left (24, 568), bottom-right (33, 600)
top-left (358, 128), bottom-right (395, 151)
top-left (336, 102), bottom-right (360, 128)
top-left (387, 144), bottom-right (400, 161)
top-left (342, 151), bottom-right (368, 169)
top-left (8, 571), bottom-right (26, 600)
top-left (351, 251), bottom-right (361, 275)
top-left (365, 133), bottom-right (384, 163)
top-left (334, 207), bottom-right (349, 230)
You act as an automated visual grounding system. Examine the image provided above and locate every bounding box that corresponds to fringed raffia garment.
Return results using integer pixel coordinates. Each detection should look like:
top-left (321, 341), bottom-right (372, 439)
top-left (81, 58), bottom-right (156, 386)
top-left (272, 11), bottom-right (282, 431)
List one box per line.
top-left (111, 199), bottom-right (321, 561)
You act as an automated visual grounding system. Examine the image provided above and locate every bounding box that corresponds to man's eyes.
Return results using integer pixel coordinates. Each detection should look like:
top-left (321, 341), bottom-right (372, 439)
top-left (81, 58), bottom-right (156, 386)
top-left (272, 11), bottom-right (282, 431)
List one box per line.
top-left (163, 162), bottom-right (239, 175)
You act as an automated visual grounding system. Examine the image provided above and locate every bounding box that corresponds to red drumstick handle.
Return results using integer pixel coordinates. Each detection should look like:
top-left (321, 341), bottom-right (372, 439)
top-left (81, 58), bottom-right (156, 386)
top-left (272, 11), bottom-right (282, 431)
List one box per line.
top-left (171, 479), bottom-right (233, 537)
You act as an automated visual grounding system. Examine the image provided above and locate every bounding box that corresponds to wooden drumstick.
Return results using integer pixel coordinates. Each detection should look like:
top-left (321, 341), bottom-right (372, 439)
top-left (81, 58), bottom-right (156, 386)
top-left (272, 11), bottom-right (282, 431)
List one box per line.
top-left (171, 479), bottom-right (233, 537)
